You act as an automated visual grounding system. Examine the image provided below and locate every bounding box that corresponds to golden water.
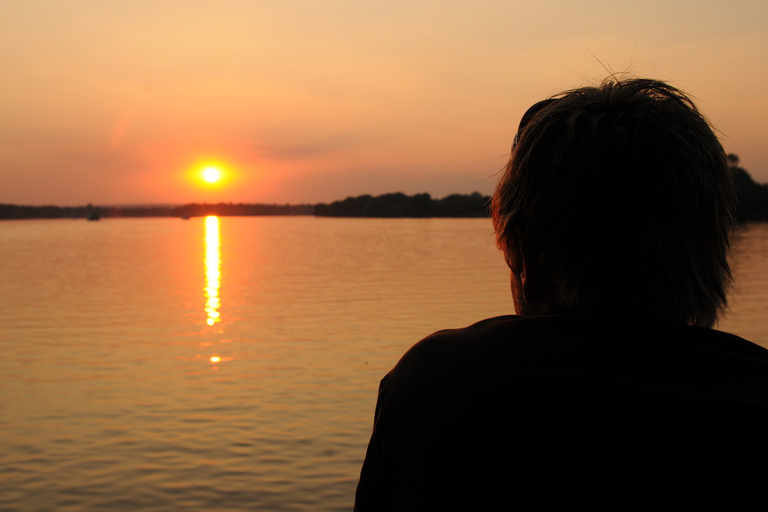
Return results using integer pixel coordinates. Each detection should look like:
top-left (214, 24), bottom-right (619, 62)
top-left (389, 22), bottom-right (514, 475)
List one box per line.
top-left (0, 217), bottom-right (765, 511)
top-left (0, 217), bottom-right (512, 511)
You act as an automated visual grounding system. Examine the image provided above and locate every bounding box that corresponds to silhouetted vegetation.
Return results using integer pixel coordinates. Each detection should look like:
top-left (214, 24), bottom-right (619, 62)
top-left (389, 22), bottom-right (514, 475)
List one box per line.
top-left (0, 202), bottom-right (312, 220)
top-left (728, 154), bottom-right (768, 222)
top-left (313, 192), bottom-right (490, 218)
top-left (0, 204), bottom-right (96, 220)
top-left (171, 202), bottom-right (313, 218)
top-left (2, 162), bottom-right (766, 221)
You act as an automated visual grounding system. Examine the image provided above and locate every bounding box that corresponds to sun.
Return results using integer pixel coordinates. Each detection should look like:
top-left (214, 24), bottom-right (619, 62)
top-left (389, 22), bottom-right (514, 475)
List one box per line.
top-left (189, 160), bottom-right (235, 189)
top-left (202, 166), bottom-right (222, 183)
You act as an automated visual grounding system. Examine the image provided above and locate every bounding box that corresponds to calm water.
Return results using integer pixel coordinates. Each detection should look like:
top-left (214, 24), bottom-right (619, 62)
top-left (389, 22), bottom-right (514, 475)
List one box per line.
top-left (1, 217), bottom-right (766, 511)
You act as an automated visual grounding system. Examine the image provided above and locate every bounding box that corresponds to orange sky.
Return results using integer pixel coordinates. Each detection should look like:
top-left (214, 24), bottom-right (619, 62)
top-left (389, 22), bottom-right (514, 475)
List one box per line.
top-left (2, 0), bottom-right (767, 206)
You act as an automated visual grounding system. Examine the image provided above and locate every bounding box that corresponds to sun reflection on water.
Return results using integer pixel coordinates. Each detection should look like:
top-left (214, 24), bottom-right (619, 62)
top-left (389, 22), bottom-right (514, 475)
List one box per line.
top-left (205, 216), bottom-right (221, 326)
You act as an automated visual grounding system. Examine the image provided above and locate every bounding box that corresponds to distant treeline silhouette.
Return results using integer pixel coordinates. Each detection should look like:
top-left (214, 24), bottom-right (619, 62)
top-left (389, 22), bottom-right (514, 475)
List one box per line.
top-left (0, 202), bottom-right (313, 220)
top-left (0, 194), bottom-right (490, 220)
top-left (729, 154), bottom-right (768, 222)
top-left (172, 203), bottom-right (314, 217)
top-left (313, 192), bottom-right (489, 218)
top-left (1, 157), bottom-right (766, 221)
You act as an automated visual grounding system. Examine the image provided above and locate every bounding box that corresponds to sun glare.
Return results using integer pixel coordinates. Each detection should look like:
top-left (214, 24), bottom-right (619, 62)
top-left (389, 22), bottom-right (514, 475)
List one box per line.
top-left (203, 166), bottom-right (221, 183)
top-left (189, 160), bottom-right (236, 190)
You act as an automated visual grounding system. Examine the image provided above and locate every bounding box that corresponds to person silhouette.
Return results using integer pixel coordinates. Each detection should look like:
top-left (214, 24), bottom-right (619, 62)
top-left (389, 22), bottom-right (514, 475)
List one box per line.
top-left (355, 78), bottom-right (768, 511)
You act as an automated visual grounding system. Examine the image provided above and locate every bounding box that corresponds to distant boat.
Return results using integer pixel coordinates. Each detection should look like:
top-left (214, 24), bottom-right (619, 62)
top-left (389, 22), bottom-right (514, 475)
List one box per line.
top-left (181, 215), bottom-right (190, 220)
top-left (87, 212), bottom-right (100, 221)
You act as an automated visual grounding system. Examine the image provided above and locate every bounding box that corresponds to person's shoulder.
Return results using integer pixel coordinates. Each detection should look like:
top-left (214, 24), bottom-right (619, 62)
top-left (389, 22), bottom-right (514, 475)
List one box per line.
top-left (384, 314), bottom-right (605, 386)
top-left (391, 313), bottom-right (641, 369)
top-left (384, 313), bottom-right (768, 399)
top-left (401, 314), bottom-right (590, 353)
top-left (388, 315), bottom-right (523, 374)
top-left (670, 322), bottom-right (768, 361)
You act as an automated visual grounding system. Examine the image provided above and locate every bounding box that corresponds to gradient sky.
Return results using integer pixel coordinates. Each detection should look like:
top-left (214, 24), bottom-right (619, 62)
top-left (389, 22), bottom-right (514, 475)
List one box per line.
top-left (2, 0), bottom-right (767, 206)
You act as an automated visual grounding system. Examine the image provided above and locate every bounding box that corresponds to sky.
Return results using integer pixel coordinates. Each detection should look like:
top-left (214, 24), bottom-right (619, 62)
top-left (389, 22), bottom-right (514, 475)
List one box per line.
top-left (2, 0), bottom-right (767, 206)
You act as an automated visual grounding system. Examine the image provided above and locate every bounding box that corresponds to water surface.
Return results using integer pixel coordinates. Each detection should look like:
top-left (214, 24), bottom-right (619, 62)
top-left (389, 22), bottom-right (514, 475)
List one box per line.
top-left (0, 217), bottom-right (766, 511)
top-left (0, 217), bottom-right (512, 511)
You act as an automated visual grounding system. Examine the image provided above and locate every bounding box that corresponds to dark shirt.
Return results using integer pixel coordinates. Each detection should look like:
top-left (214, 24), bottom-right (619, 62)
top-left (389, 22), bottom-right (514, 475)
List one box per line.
top-left (355, 315), bottom-right (768, 511)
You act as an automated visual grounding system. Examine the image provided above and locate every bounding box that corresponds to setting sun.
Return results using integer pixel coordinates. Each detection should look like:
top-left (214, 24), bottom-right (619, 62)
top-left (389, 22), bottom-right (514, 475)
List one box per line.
top-left (202, 167), bottom-right (222, 183)
top-left (187, 160), bottom-right (238, 192)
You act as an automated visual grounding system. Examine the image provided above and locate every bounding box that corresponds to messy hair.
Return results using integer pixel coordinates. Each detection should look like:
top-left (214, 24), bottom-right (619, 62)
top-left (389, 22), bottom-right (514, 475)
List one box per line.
top-left (492, 79), bottom-right (734, 327)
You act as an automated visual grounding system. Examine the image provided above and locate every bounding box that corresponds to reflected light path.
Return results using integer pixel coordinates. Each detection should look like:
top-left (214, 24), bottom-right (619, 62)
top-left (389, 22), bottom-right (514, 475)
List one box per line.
top-left (205, 216), bottom-right (221, 326)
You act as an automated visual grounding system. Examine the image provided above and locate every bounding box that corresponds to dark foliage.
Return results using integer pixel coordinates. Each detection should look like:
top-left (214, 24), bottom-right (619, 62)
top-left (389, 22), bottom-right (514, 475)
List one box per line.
top-left (731, 166), bottom-right (768, 222)
top-left (0, 202), bottom-right (313, 220)
top-left (171, 203), bottom-right (313, 217)
top-left (2, 163), bottom-right (765, 220)
top-left (314, 192), bottom-right (490, 218)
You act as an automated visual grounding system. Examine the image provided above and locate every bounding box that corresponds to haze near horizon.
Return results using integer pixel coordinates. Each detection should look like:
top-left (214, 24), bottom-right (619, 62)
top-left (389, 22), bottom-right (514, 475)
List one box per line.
top-left (2, 0), bottom-right (767, 206)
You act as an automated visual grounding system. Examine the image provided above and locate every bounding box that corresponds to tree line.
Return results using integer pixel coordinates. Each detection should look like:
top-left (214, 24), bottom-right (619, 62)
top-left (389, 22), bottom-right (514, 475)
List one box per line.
top-left (729, 154), bottom-right (768, 222)
top-left (1, 157), bottom-right (766, 221)
top-left (0, 194), bottom-right (490, 220)
top-left (313, 192), bottom-right (489, 218)
top-left (0, 202), bottom-right (313, 220)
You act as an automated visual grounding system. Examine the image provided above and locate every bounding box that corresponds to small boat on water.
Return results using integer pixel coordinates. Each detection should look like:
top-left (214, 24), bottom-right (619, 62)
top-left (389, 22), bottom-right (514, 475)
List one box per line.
top-left (87, 211), bottom-right (100, 221)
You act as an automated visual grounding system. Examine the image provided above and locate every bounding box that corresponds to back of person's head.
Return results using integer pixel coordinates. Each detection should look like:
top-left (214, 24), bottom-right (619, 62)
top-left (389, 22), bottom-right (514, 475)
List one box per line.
top-left (492, 78), bottom-right (734, 327)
